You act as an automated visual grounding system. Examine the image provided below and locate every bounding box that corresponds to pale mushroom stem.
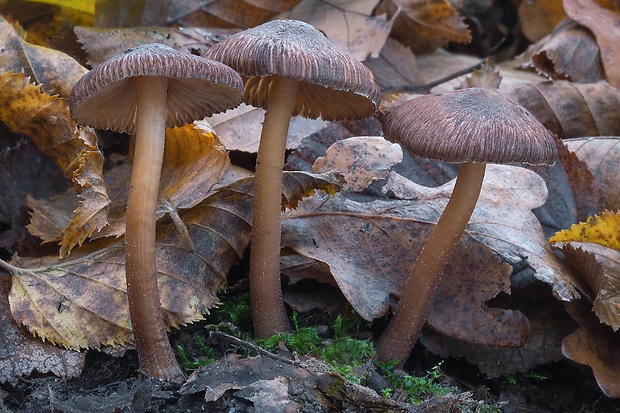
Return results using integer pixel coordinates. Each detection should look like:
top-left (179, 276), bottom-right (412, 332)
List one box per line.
top-left (376, 162), bottom-right (487, 364)
top-left (125, 75), bottom-right (184, 382)
top-left (250, 75), bottom-right (299, 338)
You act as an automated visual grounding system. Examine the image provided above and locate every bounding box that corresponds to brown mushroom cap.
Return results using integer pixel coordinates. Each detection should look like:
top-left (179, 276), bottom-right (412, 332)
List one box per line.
top-left (204, 19), bottom-right (380, 121)
top-left (383, 88), bottom-right (558, 165)
top-left (70, 43), bottom-right (243, 134)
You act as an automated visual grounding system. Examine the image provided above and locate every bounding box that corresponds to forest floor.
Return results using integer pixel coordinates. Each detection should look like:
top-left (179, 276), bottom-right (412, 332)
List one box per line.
top-left (1, 284), bottom-right (618, 413)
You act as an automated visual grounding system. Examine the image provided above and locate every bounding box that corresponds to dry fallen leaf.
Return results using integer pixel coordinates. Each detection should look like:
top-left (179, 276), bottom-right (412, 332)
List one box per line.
top-left (75, 26), bottom-right (238, 67)
top-left (207, 106), bottom-right (327, 153)
top-left (284, 0), bottom-right (393, 60)
top-left (564, 136), bottom-right (620, 211)
top-left (520, 18), bottom-right (605, 84)
top-left (364, 38), bottom-right (422, 91)
top-left (9, 171), bottom-right (341, 350)
top-left (529, 136), bottom-right (605, 237)
top-left (556, 241), bottom-right (620, 331)
top-left (0, 276), bottom-right (84, 384)
top-left (376, 0), bottom-right (471, 55)
top-left (562, 300), bottom-right (620, 398)
top-left (311, 136), bottom-right (403, 193)
top-left (564, 0), bottom-right (620, 87)
top-left (505, 80), bottom-right (620, 139)
top-left (0, 71), bottom-right (109, 257)
top-left (283, 137), bottom-right (569, 346)
top-left (28, 123), bottom-right (228, 241)
top-left (458, 59), bottom-right (501, 89)
top-left (0, 16), bottom-right (87, 98)
top-left (167, 0), bottom-right (300, 29)
top-left (421, 297), bottom-right (576, 378)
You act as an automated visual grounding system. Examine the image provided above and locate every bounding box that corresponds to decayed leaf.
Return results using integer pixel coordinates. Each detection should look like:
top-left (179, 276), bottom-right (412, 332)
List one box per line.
top-left (564, 0), bottom-right (620, 87)
top-left (0, 276), bottom-right (84, 384)
top-left (74, 26), bottom-right (238, 67)
top-left (521, 18), bottom-right (605, 83)
top-left (505, 80), bottom-right (620, 139)
top-left (376, 0), bottom-right (471, 55)
top-left (557, 242), bottom-right (620, 331)
top-left (9, 171), bottom-right (341, 349)
top-left (564, 136), bottom-right (620, 211)
top-left (0, 16), bottom-right (87, 98)
top-left (0, 71), bottom-right (110, 257)
top-left (562, 300), bottom-right (620, 398)
top-left (167, 0), bottom-right (300, 29)
top-left (549, 210), bottom-right (620, 251)
top-left (207, 106), bottom-right (327, 153)
top-left (284, 0), bottom-right (392, 60)
top-left (180, 352), bottom-right (417, 411)
top-left (28, 123), bottom-right (229, 241)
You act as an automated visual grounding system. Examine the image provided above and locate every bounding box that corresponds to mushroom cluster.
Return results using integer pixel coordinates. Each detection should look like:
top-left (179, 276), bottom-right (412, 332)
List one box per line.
top-left (376, 87), bottom-right (558, 364)
top-left (70, 43), bottom-right (243, 382)
top-left (205, 19), bottom-right (381, 338)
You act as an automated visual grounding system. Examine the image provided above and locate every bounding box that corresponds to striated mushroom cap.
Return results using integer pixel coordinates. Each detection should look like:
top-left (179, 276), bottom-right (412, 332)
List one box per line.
top-left (70, 43), bottom-right (243, 134)
top-left (383, 87), bottom-right (558, 165)
top-left (204, 19), bottom-right (380, 121)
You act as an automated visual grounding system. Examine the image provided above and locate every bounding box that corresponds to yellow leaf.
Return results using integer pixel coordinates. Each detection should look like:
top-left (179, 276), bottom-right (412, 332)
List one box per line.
top-left (28, 0), bottom-right (95, 14)
top-left (549, 210), bottom-right (620, 250)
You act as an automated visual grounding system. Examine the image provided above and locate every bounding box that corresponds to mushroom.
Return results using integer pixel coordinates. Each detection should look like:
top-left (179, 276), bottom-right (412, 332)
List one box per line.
top-left (205, 19), bottom-right (381, 338)
top-left (69, 43), bottom-right (243, 382)
top-left (376, 87), bottom-right (558, 364)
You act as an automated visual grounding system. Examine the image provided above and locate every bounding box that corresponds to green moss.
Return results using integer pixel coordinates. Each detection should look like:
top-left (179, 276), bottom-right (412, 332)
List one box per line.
top-left (375, 360), bottom-right (457, 404)
top-left (506, 371), bottom-right (548, 385)
top-left (215, 292), bottom-right (252, 325)
top-left (176, 335), bottom-right (214, 370)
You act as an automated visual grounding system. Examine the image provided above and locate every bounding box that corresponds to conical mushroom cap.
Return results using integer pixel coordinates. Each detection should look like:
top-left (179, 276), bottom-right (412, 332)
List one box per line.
top-left (70, 43), bottom-right (243, 134)
top-left (383, 88), bottom-right (558, 165)
top-left (204, 19), bottom-right (380, 121)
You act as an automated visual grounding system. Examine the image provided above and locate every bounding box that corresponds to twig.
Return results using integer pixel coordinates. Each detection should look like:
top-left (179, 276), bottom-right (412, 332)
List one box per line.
top-left (209, 330), bottom-right (307, 368)
top-left (382, 58), bottom-right (490, 95)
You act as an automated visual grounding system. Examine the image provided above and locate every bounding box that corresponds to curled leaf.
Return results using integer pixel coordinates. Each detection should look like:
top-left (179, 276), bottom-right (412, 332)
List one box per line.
top-left (558, 242), bottom-right (620, 331)
top-left (523, 18), bottom-right (605, 83)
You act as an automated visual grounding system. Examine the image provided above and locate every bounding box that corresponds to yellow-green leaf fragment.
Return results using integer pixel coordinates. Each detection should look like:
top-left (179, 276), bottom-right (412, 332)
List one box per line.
top-left (549, 210), bottom-right (620, 251)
